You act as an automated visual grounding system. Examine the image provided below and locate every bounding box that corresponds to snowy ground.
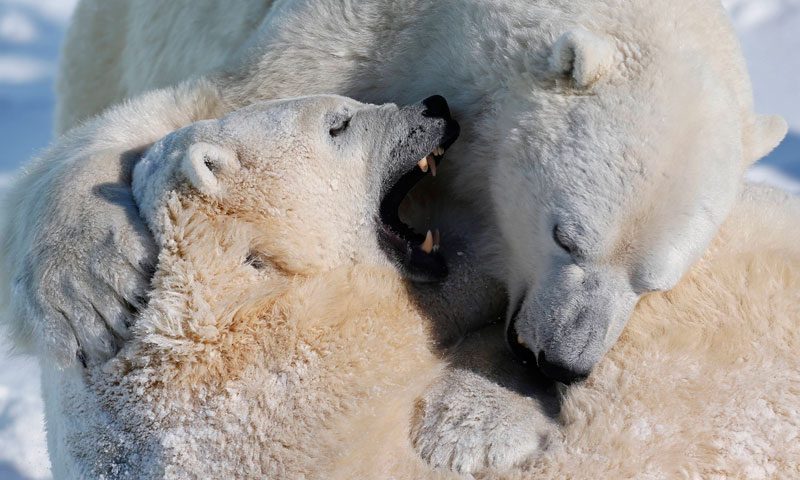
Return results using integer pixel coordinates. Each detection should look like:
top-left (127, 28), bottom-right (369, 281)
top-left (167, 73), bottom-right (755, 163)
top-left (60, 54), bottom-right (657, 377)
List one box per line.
top-left (0, 1), bottom-right (798, 478)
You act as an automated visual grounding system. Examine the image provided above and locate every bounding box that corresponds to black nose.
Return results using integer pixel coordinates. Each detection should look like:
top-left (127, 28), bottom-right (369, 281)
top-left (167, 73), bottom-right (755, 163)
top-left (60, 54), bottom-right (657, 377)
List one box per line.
top-left (421, 95), bottom-right (452, 120)
top-left (536, 352), bottom-right (589, 385)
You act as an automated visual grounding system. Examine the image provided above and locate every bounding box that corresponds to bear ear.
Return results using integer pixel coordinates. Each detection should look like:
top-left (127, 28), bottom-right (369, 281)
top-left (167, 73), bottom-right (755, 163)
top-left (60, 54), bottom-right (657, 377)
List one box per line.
top-left (549, 29), bottom-right (617, 87)
top-left (746, 114), bottom-right (788, 164)
top-left (182, 142), bottom-right (240, 197)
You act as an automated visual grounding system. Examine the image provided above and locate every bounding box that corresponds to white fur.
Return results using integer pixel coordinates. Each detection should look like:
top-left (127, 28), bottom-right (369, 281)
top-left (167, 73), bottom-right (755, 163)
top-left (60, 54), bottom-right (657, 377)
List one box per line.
top-left (29, 90), bottom-right (800, 476)
top-left (548, 29), bottom-right (617, 86)
top-left (33, 92), bottom-right (538, 478)
top-left (0, 79), bottom-right (228, 365)
top-left (0, 0), bottom-right (795, 475)
top-left (47, 0), bottom-right (788, 376)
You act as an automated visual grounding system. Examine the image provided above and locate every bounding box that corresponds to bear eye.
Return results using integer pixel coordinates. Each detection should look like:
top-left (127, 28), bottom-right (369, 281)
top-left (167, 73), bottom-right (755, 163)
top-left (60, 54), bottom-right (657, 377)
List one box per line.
top-left (329, 118), bottom-right (350, 137)
top-left (552, 225), bottom-right (575, 254)
top-left (245, 251), bottom-right (267, 270)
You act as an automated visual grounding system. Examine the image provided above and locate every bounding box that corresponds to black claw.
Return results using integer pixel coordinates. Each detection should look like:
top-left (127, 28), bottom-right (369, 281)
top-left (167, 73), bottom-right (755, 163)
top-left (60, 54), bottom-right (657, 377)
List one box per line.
top-left (140, 261), bottom-right (156, 280)
top-left (76, 349), bottom-right (87, 368)
top-left (134, 295), bottom-right (149, 309)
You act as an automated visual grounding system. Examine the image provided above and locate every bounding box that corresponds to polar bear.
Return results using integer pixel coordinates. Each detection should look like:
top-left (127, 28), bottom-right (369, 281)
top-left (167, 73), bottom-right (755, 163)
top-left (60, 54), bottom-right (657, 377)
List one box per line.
top-left (422, 184), bottom-right (800, 478)
top-left (31, 89), bottom-right (556, 478)
top-left (13, 0), bottom-right (784, 382)
top-left (26, 89), bottom-right (800, 478)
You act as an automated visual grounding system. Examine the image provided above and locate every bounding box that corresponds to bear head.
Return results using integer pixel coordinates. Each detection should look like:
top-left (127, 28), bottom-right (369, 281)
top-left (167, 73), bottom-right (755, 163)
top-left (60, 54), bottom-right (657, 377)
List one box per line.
top-left (132, 95), bottom-right (459, 283)
top-left (481, 13), bottom-right (789, 383)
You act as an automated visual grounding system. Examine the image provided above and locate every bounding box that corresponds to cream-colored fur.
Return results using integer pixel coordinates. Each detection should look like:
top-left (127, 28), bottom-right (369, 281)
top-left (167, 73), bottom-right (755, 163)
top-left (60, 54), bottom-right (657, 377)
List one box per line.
top-left (43, 0), bottom-right (787, 377)
top-left (39, 93), bottom-right (448, 478)
top-left (1, 0), bottom-right (794, 476)
top-left (34, 90), bottom-right (539, 478)
top-left (520, 184), bottom-right (800, 478)
top-left (414, 184), bottom-right (800, 478)
top-left (39, 90), bottom-right (800, 477)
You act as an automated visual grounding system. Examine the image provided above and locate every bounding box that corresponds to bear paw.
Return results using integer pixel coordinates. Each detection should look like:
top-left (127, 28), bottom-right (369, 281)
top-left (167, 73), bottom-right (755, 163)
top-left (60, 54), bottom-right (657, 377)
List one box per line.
top-left (411, 367), bottom-right (556, 475)
top-left (3, 148), bottom-right (157, 367)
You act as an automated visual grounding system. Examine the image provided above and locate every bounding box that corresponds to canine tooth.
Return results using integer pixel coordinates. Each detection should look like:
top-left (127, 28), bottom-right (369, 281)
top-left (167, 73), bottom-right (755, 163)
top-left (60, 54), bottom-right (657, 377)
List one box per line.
top-left (433, 229), bottom-right (441, 246)
top-left (429, 155), bottom-right (437, 177)
top-left (418, 157), bottom-right (429, 173)
top-left (517, 335), bottom-right (524, 345)
top-left (420, 230), bottom-right (434, 254)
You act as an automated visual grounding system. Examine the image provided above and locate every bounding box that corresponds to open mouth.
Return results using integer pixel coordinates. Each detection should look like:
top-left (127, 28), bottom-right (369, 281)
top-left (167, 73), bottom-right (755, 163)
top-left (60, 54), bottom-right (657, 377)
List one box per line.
top-left (378, 140), bottom-right (456, 283)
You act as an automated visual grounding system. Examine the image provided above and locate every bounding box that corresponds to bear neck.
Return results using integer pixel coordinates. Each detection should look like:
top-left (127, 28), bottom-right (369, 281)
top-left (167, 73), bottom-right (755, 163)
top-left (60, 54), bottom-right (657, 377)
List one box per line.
top-left (133, 200), bottom-right (436, 389)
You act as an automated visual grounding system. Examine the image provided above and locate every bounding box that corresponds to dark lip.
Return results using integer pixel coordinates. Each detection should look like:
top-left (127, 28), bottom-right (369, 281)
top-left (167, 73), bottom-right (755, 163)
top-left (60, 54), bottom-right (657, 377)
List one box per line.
top-left (377, 128), bottom-right (459, 283)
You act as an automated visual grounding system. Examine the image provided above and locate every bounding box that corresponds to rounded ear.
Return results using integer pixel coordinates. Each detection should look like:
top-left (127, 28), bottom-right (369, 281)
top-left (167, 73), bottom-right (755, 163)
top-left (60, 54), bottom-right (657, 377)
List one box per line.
top-left (182, 142), bottom-right (240, 196)
top-left (549, 29), bottom-right (617, 87)
top-left (746, 114), bottom-right (788, 164)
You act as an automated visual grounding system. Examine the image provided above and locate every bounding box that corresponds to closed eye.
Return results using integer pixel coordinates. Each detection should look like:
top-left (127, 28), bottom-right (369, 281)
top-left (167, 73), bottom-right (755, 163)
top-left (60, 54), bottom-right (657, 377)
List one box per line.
top-left (329, 118), bottom-right (350, 137)
top-left (553, 225), bottom-right (575, 254)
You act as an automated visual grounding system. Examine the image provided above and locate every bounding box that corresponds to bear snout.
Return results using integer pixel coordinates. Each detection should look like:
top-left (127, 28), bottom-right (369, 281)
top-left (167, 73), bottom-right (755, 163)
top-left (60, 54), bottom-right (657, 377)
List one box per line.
top-left (421, 95), bottom-right (452, 120)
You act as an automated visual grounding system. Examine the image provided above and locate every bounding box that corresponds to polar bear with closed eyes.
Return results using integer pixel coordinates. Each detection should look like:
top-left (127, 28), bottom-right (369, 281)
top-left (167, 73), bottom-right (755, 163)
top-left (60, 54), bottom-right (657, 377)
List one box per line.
top-left (19, 0), bottom-right (784, 381)
top-left (20, 87), bottom-right (800, 479)
top-left (0, 0), bottom-right (798, 475)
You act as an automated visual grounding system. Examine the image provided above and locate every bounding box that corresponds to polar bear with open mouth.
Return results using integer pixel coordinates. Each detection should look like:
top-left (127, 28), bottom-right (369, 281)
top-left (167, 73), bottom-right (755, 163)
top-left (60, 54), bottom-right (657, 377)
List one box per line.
top-left (15, 0), bottom-right (784, 381)
top-left (29, 88), bottom-right (520, 478)
top-left (1, 0), bottom-right (798, 476)
top-left (11, 86), bottom-right (800, 479)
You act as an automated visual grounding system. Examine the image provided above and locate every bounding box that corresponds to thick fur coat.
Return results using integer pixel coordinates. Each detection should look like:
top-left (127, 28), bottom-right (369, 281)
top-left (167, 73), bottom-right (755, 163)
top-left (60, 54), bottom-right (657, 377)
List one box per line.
top-left (13, 88), bottom-right (798, 478)
top-left (0, 0), bottom-right (796, 477)
top-left (41, 0), bottom-right (787, 374)
top-left (37, 93), bottom-right (459, 479)
top-left (509, 185), bottom-right (800, 478)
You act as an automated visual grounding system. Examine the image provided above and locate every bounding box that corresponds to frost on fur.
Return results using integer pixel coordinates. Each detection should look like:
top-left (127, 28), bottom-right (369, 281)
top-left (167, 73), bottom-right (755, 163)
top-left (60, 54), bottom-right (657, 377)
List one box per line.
top-left (52, 0), bottom-right (788, 381)
top-left (4, 0), bottom-right (795, 476)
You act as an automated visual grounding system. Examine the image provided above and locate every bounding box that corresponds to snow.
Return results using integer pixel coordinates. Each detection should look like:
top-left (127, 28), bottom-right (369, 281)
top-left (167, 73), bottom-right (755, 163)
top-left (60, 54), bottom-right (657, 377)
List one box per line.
top-left (0, 173), bottom-right (13, 189)
top-left (0, 350), bottom-right (50, 480)
top-left (0, 0), bottom-right (76, 25)
top-left (0, 1), bottom-right (797, 479)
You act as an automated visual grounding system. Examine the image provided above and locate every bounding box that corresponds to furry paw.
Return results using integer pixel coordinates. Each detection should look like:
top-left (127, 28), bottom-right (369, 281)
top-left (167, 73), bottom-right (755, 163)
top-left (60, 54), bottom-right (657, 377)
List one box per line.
top-left (411, 367), bottom-right (556, 475)
top-left (1, 146), bottom-right (156, 367)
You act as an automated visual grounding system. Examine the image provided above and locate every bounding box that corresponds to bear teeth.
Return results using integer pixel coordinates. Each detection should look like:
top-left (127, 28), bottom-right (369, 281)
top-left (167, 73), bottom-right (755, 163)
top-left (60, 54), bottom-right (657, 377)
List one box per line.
top-left (420, 229), bottom-right (441, 254)
top-left (417, 154), bottom-right (438, 176)
top-left (433, 146), bottom-right (444, 156)
top-left (420, 230), bottom-right (434, 254)
top-left (418, 156), bottom-right (429, 173)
